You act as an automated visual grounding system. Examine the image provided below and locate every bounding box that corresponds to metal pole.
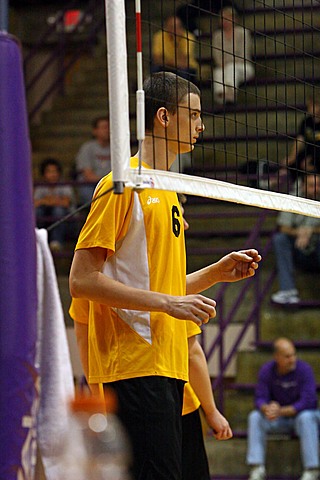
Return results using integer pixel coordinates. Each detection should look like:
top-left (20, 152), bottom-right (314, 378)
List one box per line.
top-left (105, 0), bottom-right (131, 194)
top-left (0, 0), bottom-right (9, 32)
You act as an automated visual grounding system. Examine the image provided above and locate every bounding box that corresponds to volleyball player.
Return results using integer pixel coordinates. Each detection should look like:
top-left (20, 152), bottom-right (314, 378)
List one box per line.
top-left (69, 71), bottom-right (261, 479)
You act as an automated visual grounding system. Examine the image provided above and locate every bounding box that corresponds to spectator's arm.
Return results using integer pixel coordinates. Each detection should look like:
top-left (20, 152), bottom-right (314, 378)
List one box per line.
top-left (279, 225), bottom-right (299, 237)
top-left (292, 363), bottom-right (317, 413)
top-left (80, 168), bottom-right (100, 182)
top-left (254, 365), bottom-right (272, 411)
top-left (278, 405), bottom-right (297, 417)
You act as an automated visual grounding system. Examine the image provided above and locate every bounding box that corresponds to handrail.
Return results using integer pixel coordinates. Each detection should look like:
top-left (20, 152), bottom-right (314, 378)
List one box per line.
top-left (197, 207), bottom-right (278, 411)
top-left (23, 0), bottom-right (105, 122)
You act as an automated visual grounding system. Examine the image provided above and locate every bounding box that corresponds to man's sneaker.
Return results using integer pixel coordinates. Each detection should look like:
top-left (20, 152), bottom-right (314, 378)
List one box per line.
top-left (249, 465), bottom-right (266, 480)
top-left (271, 289), bottom-right (300, 305)
top-left (300, 469), bottom-right (319, 480)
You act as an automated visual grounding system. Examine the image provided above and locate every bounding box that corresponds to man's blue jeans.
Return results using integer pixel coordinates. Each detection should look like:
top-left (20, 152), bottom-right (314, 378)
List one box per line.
top-left (273, 232), bottom-right (320, 291)
top-left (246, 409), bottom-right (320, 469)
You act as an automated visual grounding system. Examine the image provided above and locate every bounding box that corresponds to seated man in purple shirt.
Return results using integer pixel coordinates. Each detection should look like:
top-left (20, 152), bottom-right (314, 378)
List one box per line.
top-left (246, 337), bottom-right (319, 480)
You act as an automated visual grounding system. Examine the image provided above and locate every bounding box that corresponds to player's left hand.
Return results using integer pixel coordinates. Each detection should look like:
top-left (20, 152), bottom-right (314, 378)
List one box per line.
top-left (215, 249), bottom-right (262, 283)
top-left (205, 409), bottom-right (233, 440)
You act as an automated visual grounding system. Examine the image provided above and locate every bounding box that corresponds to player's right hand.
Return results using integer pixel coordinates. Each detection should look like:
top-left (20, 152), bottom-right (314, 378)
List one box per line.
top-left (166, 294), bottom-right (216, 325)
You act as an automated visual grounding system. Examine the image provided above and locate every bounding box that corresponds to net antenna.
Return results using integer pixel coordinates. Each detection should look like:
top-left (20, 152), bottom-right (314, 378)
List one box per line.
top-left (135, 0), bottom-right (145, 175)
top-left (105, 0), bottom-right (131, 194)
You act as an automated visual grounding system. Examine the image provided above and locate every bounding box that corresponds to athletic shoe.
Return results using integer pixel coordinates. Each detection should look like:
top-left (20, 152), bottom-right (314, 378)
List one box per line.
top-left (248, 465), bottom-right (266, 480)
top-left (300, 470), bottom-right (319, 480)
top-left (271, 289), bottom-right (300, 305)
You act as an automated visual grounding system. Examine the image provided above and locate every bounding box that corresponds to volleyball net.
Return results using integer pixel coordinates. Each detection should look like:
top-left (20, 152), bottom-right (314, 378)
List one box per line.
top-left (105, 0), bottom-right (320, 218)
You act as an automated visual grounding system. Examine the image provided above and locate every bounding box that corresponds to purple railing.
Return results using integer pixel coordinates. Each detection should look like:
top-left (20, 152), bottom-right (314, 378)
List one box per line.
top-left (191, 207), bottom-right (278, 411)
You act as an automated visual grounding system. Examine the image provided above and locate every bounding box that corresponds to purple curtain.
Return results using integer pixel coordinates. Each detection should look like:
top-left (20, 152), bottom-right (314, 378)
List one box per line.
top-left (0, 33), bottom-right (38, 479)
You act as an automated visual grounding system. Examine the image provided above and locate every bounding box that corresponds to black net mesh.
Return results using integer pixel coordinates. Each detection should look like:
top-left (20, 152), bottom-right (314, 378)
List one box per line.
top-left (126, 0), bottom-right (320, 202)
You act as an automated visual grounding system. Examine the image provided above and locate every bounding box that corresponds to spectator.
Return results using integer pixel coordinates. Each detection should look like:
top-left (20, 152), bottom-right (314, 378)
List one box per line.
top-left (34, 157), bottom-right (75, 251)
top-left (280, 98), bottom-right (320, 181)
top-left (75, 116), bottom-right (111, 205)
top-left (271, 174), bottom-right (320, 305)
top-left (212, 6), bottom-right (254, 104)
top-left (151, 15), bottom-right (198, 81)
top-left (246, 337), bottom-right (319, 480)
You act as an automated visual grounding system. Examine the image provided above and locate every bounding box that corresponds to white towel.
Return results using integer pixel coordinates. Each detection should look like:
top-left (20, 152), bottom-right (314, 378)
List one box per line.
top-left (35, 229), bottom-right (75, 480)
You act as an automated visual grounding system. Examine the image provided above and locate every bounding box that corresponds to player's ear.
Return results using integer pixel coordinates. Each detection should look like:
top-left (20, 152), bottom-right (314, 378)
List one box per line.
top-left (156, 107), bottom-right (169, 128)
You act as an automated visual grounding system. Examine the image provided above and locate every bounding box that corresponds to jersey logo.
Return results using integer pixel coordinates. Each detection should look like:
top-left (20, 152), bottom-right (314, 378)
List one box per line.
top-left (147, 196), bottom-right (160, 205)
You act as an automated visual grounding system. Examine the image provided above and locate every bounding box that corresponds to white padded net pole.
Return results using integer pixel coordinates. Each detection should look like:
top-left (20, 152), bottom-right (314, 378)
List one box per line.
top-left (105, 0), bottom-right (131, 193)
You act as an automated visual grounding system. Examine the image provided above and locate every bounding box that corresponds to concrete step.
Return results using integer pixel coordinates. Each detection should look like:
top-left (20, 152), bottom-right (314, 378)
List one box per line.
top-left (51, 91), bottom-right (137, 120)
top-left (193, 135), bottom-right (289, 167)
top-left (223, 389), bottom-right (254, 431)
top-left (260, 302), bottom-right (320, 341)
top-left (236, 349), bottom-right (320, 385)
top-left (241, 0), bottom-right (314, 7)
top-left (243, 8), bottom-right (320, 32)
top-left (31, 135), bottom-right (87, 152)
top-left (41, 108), bottom-right (107, 126)
top-left (198, 7), bottom-right (320, 38)
top-left (239, 80), bottom-right (318, 107)
top-left (200, 81), bottom-right (318, 110)
top-left (256, 57), bottom-right (319, 79)
top-left (53, 93), bottom-right (109, 110)
top-left (199, 30), bottom-right (320, 61)
top-left (253, 31), bottom-right (320, 58)
top-left (32, 123), bottom-right (91, 137)
top-left (184, 204), bottom-right (276, 237)
top-left (201, 109), bottom-right (304, 139)
top-left (205, 435), bottom-right (302, 477)
top-left (31, 151), bottom-right (77, 179)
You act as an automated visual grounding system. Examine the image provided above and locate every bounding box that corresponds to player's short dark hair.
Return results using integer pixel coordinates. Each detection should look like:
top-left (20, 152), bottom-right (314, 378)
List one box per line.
top-left (144, 72), bottom-right (200, 131)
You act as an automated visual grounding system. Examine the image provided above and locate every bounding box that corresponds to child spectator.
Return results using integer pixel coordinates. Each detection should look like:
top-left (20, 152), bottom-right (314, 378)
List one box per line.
top-left (34, 157), bottom-right (75, 251)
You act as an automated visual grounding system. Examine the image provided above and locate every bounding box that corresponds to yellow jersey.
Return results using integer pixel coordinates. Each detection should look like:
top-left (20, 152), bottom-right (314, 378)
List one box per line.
top-left (73, 159), bottom-right (189, 384)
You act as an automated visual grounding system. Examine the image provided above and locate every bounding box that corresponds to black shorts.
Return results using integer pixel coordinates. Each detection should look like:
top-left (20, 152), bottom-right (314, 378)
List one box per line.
top-left (105, 376), bottom-right (184, 480)
top-left (182, 408), bottom-right (210, 480)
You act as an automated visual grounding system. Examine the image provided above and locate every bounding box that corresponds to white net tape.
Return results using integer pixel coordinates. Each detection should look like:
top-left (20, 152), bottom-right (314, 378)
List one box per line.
top-left (126, 168), bottom-right (320, 218)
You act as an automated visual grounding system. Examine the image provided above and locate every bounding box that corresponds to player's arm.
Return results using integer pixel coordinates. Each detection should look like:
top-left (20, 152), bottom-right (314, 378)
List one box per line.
top-left (73, 321), bottom-right (100, 396)
top-left (186, 249), bottom-right (261, 294)
top-left (188, 336), bottom-right (232, 440)
top-left (74, 320), bottom-right (89, 379)
top-left (70, 247), bottom-right (216, 325)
